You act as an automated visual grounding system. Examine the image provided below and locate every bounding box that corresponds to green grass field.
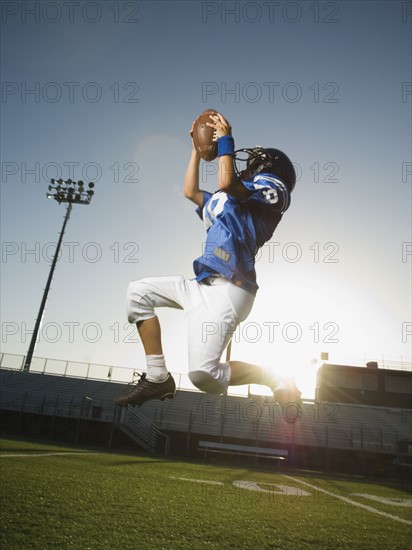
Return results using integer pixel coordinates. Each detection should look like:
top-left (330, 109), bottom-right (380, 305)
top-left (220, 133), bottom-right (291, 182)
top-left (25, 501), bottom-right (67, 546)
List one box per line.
top-left (1, 438), bottom-right (411, 549)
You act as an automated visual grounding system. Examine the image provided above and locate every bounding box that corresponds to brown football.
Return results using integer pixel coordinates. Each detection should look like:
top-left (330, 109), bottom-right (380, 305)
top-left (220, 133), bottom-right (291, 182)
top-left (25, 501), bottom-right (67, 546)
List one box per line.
top-left (192, 109), bottom-right (218, 161)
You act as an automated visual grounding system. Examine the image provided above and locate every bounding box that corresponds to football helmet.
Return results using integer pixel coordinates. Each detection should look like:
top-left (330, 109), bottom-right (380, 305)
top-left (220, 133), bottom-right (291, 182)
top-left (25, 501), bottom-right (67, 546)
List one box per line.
top-left (234, 147), bottom-right (296, 192)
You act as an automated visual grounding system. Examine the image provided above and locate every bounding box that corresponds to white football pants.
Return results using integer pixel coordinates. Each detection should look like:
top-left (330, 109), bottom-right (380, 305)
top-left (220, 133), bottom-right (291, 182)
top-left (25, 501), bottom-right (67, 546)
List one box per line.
top-left (126, 275), bottom-right (255, 394)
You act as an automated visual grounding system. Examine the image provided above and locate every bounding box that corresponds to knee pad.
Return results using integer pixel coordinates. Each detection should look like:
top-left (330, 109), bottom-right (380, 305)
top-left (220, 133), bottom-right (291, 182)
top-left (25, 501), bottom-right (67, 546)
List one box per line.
top-left (126, 279), bottom-right (156, 324)
top-left (189, 364), bottom-right (230, 395)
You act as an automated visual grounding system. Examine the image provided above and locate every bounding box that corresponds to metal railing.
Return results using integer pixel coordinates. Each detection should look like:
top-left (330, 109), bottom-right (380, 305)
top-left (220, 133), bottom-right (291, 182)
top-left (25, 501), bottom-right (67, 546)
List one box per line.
top-left (1, 351), bottom-right (410, 398)
top-left (0, 352), bottom-right (189, 388)
top-left (0, 352), bottom-right (249, 396)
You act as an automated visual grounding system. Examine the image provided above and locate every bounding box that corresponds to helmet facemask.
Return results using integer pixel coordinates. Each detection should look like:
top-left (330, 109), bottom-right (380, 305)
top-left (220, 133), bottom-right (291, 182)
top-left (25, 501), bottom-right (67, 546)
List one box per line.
top-left (234, 146), bottom-right (296, 192)
top-left (234, 147), bottom-right (272, 182)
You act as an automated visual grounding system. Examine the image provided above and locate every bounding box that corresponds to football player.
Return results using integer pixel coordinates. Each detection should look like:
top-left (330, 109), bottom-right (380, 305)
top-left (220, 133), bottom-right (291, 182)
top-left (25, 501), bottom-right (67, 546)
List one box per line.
top-left (115, 112), bottom-right (301, 409)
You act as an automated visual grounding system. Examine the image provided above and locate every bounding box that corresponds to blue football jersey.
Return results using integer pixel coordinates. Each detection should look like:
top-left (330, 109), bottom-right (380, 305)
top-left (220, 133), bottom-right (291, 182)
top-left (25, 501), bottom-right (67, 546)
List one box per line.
top-left (193, 173), bottom-right (291, 295)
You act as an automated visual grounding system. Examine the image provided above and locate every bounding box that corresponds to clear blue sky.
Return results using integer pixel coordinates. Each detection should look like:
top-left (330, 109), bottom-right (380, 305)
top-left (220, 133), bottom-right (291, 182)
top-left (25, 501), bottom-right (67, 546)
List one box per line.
top-left (1, 1), bottom-right (411, 394)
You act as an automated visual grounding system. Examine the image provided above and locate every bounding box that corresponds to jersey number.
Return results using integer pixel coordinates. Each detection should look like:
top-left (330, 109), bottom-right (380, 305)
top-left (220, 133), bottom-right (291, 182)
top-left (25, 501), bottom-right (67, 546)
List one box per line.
top-left (204, 193), bottom-right (228, 229)
top-left (262, 188), bottom-right (278, 204)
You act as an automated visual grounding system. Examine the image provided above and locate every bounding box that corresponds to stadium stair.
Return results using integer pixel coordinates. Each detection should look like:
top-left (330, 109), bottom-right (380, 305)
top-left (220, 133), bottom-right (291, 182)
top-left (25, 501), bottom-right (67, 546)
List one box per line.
top-left (114, 405), bottom-right (170, 455)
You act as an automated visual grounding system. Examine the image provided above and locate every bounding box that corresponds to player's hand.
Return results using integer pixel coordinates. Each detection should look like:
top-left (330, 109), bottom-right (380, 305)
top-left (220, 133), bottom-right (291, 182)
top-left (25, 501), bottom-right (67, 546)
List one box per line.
top-left (189, 121), bottom-right (201, 156)
top-left (207, 112), bottom-right (232, 141)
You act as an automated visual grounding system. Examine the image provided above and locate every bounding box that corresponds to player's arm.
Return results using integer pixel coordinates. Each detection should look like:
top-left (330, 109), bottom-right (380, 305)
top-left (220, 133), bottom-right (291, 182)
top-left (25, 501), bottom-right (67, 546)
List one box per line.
top-left (207, 113), bottom-right (251, 201)
top-left (183, 123), bottom-right (204, 207)
top-left (218, 154), bottom-right (251, 200)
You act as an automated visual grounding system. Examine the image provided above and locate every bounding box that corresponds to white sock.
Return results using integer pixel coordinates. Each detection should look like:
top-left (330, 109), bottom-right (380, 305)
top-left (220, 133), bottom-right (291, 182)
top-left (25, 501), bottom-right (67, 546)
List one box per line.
top-left (146, 354), bottom-right (168, 382)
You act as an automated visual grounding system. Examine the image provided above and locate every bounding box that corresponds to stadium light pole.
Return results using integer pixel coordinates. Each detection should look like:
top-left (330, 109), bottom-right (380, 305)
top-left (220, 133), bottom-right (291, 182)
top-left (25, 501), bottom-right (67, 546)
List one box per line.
top-left (23, 179), bottom-right (95, 372)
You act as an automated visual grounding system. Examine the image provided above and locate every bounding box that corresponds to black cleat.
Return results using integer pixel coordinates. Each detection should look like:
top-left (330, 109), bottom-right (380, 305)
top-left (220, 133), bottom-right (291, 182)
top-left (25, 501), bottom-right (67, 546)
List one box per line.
top-left (114, 372), bottom-right (176, 407)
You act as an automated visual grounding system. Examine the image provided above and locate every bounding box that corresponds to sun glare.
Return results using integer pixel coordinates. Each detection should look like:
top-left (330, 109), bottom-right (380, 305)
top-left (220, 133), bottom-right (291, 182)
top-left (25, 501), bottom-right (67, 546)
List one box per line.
top-left (243, 346), bottom-right (321, 400)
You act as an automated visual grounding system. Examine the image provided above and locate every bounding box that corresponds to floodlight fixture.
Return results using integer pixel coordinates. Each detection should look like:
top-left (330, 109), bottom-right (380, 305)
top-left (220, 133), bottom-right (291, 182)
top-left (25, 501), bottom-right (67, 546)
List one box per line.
top-left (45, 178), bottom-right (95, 205)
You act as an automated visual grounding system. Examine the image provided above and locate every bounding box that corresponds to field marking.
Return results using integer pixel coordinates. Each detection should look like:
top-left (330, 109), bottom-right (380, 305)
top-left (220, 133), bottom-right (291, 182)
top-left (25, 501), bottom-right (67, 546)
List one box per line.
top-left (233, 480), bottom-right (310, 496)
top-left (171, 477), bottom-right (223, 485)
top-left (170, 477), bottom-right (310, 496)
top-left (281, 473), bottom-right (412, 526)
top-left (0, 452), bottom-right (101, 458)
top-left (351, 493), bottom-right (412, 507)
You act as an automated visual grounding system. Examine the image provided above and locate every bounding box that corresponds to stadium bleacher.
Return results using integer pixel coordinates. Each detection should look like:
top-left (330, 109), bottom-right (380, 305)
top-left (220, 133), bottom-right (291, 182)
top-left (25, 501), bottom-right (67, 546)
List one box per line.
top-left (1, 353), bottom-right (411, 475)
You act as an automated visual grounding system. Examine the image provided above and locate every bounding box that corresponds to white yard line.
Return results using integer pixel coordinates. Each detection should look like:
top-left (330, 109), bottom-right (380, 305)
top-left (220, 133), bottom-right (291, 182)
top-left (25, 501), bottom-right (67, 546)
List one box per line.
top-left (280, 473), bottom-right (412, 526)
top-left (171, 477), bottom-right (224, 485)
top-left (351, 493), bottom-right (412, 507)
